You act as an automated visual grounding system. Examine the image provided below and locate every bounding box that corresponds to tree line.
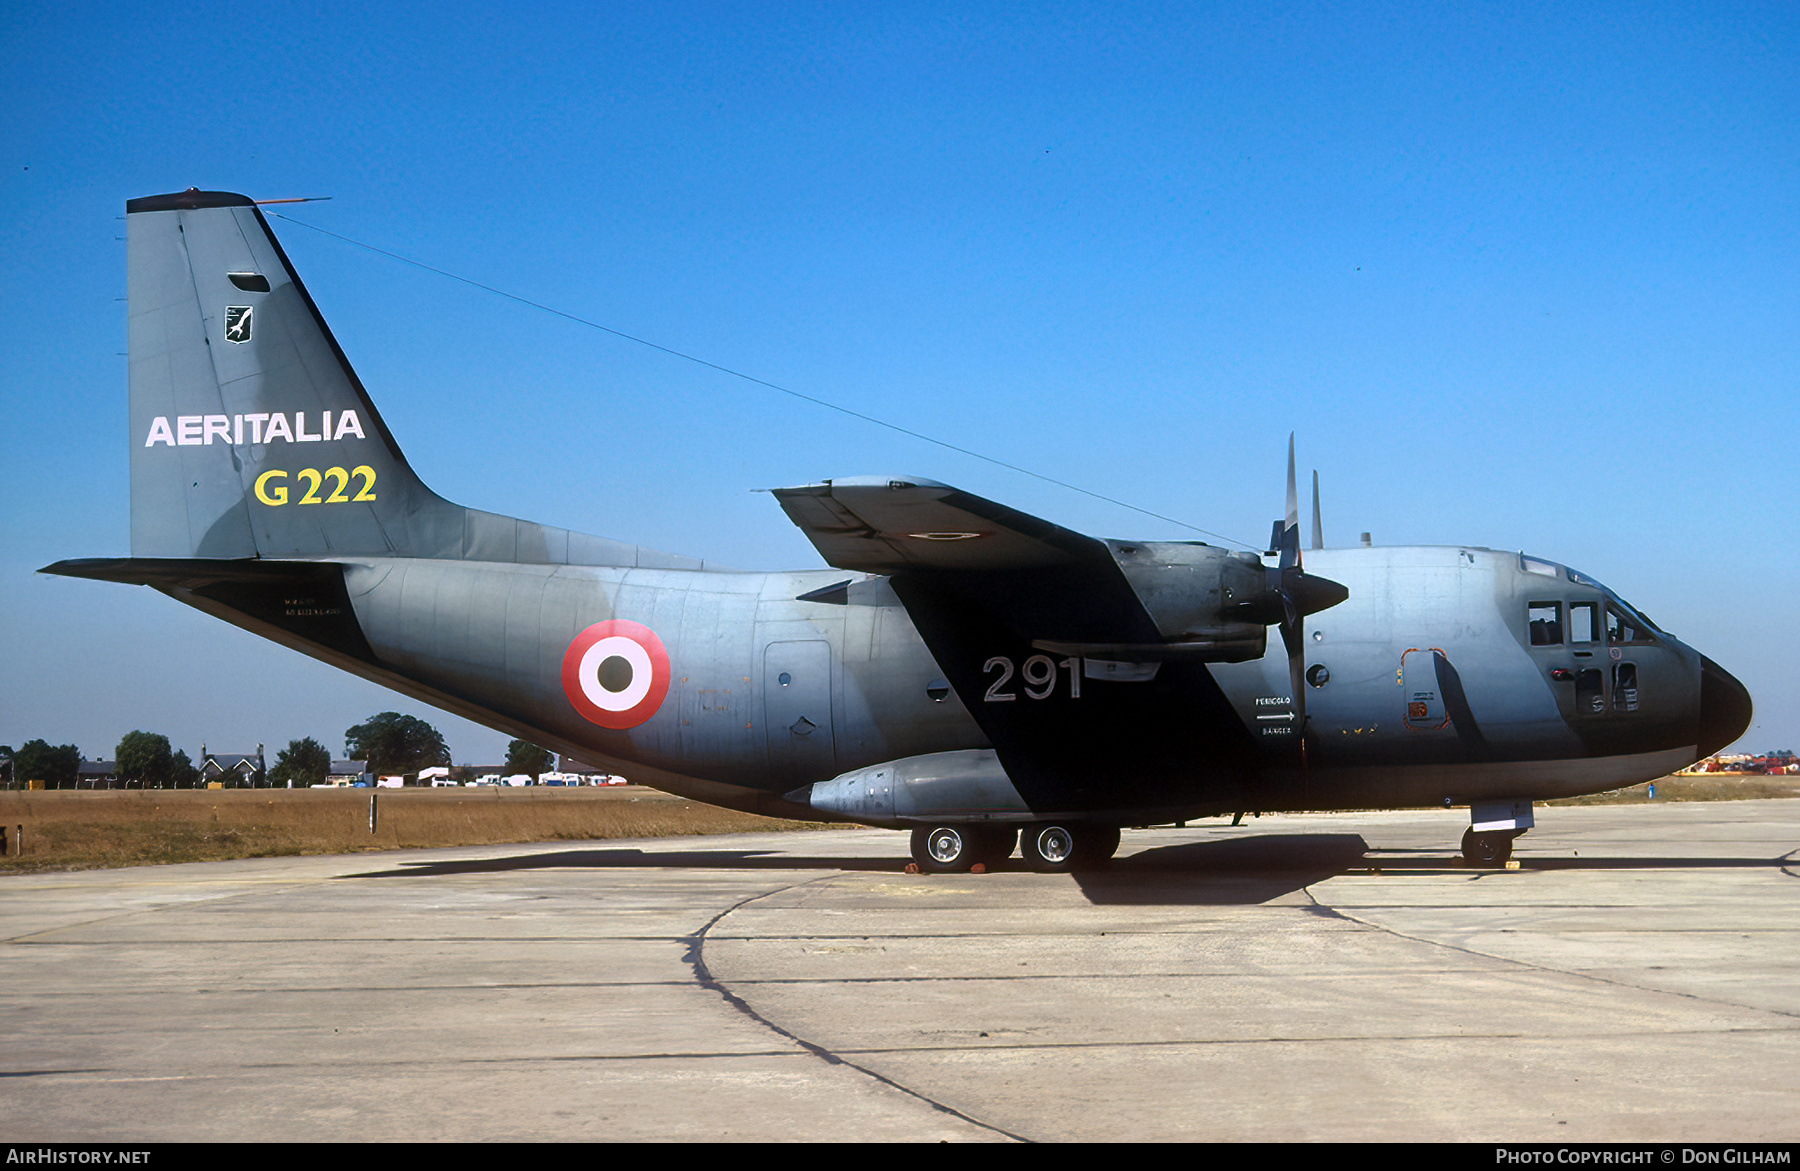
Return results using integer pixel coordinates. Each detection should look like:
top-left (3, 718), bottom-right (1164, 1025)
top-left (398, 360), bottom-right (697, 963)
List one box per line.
top-left (3, 713), bottom-right (559, 789)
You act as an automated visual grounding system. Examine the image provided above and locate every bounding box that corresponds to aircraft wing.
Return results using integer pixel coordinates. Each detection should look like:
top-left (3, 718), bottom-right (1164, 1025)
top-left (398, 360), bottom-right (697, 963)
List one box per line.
top-left (773, 477), bottom-right (1259, 808)
top-left (772, 477), bottom-right (1163, 646)
top-left (771, 477), bottom-right (1107, 574)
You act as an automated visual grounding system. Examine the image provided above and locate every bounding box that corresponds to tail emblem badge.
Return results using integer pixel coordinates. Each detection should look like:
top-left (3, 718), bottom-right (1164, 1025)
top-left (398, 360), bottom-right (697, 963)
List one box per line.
top-left (225, 306), bottom-right (253, 342)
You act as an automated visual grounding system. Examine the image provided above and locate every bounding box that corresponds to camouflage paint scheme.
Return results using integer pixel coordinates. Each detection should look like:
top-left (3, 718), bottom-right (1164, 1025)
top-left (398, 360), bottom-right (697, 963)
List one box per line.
top-left (46, 191), bottom-right (1751, 867)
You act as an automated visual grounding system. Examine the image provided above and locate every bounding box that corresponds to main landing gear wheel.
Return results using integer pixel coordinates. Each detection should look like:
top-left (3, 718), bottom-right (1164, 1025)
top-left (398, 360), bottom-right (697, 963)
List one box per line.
top-left (910, 825), bottom-right (1017, 873)
top-left (1021, 823), bottom-right (1121, 873)
top-left (1461, 827), bottom-right (1515, 867)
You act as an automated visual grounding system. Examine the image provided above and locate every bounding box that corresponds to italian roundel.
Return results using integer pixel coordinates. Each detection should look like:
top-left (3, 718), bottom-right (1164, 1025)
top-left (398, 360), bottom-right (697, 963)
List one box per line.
top-left (561, 619), bottom-right (671, 729)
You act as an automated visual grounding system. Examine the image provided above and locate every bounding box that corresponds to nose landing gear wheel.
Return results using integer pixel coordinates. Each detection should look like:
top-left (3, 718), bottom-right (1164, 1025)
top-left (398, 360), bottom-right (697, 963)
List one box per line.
top-left (1022, 823), bottom-right (1120, 872)
top-left (1461, 827), bottom-right (1515, 867)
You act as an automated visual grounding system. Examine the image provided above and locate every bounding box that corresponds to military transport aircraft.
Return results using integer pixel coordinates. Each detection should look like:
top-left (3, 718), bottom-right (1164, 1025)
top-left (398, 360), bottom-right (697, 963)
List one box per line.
top-left (45, 190), bottom-right (1752, 871)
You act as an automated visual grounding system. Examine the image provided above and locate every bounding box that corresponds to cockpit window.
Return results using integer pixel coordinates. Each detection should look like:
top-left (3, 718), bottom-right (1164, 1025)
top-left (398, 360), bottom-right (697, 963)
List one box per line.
top-left (1569, 601), bottom-right (1597, 644)
top-left (1528, 602), bottom-right (1562, 646)
top-left (1606, 603), bottom-right (1656, 645)
top-left (1520, 555), bottom-right (1558, 577)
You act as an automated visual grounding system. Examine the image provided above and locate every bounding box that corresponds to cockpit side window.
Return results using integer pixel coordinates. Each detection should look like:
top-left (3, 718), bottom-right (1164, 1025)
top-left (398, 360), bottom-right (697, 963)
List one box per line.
top-left (1606, 603), bottom-right (1655, 645)
top-left (1568, 601), bottom-right (1598, 644)
top-left (1528, 602), bottom-right (1563, 646)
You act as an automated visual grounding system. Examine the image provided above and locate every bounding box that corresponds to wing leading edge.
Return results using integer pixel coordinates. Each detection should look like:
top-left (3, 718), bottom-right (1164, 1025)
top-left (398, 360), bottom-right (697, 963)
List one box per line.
top-left (772, 477), bottom-right (1106, 573)
top-left (771, 477), bottom-right (1162, 646)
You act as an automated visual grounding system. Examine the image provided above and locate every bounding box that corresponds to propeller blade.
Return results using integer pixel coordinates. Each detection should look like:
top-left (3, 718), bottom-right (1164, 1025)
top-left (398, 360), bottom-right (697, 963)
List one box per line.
top-left (1281, 434), bottom-right (1299, 570)
top-left (1311, 470), bottom-right (1323, 551)
top-left (1283, 614), bottom-right (1307, 741)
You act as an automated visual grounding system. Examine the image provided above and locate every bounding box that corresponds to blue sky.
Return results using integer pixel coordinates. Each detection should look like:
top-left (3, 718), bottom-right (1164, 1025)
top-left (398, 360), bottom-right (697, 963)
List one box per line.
top-left (3, 1), bottom-right (1795, 765)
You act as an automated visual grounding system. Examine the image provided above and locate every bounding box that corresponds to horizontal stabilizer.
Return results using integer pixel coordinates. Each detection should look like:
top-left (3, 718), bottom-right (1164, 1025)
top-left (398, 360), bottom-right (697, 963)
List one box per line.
top-left (43, 556), bottom-right (379, 666)
top-left (43, 556), bottom-right (332, 588)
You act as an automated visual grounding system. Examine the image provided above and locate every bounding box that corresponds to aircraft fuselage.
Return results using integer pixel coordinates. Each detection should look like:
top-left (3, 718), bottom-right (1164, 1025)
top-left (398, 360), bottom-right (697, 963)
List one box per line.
top-left (133, 539), bottom-right (1720, 825)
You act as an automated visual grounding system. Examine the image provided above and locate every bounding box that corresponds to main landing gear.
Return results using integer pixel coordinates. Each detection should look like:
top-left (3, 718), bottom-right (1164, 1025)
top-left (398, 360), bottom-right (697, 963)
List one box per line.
top-left (908, 822), bottom-right (1120, 873)
top-left (1460, 827), bottom-right (1519, 867)
top-left (910, 824), bottom-right (1017, 873)
top-left (1460, 799), bottom-right (1533, 868)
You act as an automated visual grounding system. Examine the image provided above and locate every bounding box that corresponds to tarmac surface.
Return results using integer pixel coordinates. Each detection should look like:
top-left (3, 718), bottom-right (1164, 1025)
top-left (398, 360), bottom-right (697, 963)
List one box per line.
top-left (3, 800), bottom-right (1797, 1142)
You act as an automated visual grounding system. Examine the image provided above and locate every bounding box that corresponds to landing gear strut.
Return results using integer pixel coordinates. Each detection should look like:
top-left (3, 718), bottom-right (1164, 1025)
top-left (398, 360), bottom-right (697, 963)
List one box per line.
top-left (1462, 799), bottom-right (1533, 868)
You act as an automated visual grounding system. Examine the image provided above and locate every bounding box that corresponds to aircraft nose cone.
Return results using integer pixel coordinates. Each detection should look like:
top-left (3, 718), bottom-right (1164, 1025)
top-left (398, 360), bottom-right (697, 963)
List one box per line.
top-left (1697, 656), bottom-right (1752, 758)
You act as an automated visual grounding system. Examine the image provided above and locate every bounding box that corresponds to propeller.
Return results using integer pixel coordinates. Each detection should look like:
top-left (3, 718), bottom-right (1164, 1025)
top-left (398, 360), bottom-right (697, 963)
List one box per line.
top-left (1265, 436), bottom-right (1349, 744)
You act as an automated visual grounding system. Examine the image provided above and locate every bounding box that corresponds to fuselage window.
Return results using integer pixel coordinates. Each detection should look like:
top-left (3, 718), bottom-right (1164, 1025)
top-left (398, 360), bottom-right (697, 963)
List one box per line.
top-left (1529, 602), bottom-right (1563, 646)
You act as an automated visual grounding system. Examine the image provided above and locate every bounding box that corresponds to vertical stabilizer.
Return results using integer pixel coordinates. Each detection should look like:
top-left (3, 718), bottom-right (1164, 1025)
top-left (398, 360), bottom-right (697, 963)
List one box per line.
top-left (128, 189), bottom-right (466, 558)
top-left (124, 190), bottom-right (706, 570)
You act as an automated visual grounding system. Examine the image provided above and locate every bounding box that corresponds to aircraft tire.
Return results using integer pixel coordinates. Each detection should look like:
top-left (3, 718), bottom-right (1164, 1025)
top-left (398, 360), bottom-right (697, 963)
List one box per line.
top-left (1021, 823), bottom-right (1120, 873)
top-left (912, 825), bottom-right (977, 873)
top-left (1461, 827), bottom-right (1514, 867)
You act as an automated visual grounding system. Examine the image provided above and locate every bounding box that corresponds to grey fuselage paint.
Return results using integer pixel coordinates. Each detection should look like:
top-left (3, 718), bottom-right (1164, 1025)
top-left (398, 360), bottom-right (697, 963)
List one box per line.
top-left (82, 541), bottom-right (1711, 825)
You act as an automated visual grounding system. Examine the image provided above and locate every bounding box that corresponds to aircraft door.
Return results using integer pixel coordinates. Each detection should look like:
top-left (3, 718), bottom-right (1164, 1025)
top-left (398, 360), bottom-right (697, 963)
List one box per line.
top-left (1401, 647), bottom-right (1449, 730)
top-left (763, 640), bottom-right (837, 778)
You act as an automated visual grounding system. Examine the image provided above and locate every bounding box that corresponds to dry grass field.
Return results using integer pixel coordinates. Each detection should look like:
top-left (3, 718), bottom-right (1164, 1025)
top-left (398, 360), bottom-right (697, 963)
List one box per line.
top-left (0, 785), bottom-right (836, 874)
top-left (1545, 773), bottom-right (1800, 805)
top-left (1, 774), bottom-right (1791, 875)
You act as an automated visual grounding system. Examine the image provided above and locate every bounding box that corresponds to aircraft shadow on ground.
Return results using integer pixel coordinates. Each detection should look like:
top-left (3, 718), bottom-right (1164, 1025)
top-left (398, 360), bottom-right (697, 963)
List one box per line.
top-left (335, 835), bottom-right (1797, 907)
top-left (1072, 834), bottom-right (1373, 905)
top-left (334, 847), bottom-right (905, 880)
top-left (333, 835), bottom-right (1368, 904)
top-left (1078, 839), bottom-right (1798, 904)
top-left (333, 832), bottom-right (1369, 906)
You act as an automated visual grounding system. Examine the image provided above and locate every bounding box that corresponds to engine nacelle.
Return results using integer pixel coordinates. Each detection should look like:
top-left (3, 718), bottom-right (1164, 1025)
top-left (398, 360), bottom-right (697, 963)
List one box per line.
top-left (1102, 541), bottom-right (1272, 662)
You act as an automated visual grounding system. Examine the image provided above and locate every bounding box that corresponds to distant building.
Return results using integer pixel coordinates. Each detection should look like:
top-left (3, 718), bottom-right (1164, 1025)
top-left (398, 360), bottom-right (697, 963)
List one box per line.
top-left (76, 760), bottom-right (118, 789)
top-left (328, 760), bottom-right (371, 786)
top-left (201, 744), bottom-right (265, 788)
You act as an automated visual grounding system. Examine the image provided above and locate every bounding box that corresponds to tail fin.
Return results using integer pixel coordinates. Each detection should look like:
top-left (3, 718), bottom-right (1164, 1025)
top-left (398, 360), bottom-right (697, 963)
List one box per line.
top-left (126, 189), bottom-right (702, 569)
top-left (128, 189), bottom-right (464, 558)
